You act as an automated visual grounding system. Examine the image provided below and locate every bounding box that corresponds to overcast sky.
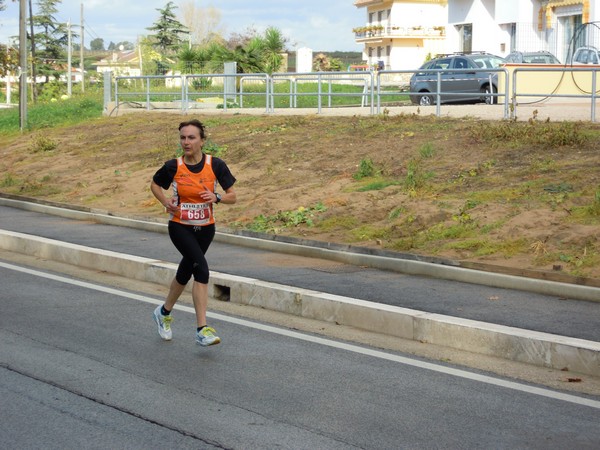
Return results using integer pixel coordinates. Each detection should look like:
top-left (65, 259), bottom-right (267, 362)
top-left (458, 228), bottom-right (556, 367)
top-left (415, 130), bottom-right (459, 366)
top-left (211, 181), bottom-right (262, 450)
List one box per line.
top-left (0, 0), bottom-right (365, 52)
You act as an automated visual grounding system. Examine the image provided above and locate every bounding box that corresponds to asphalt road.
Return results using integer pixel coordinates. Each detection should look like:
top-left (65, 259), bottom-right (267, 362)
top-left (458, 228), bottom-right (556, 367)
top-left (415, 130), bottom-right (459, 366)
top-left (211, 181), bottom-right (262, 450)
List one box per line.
top-left (1, 204), bottom-right (598, 342)
top-left (2, 261), bottom-right (600, 449)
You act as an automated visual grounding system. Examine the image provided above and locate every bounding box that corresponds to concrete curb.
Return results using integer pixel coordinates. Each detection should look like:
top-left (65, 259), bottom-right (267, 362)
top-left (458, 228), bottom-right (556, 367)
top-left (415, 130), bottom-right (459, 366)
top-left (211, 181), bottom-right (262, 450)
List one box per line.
top-left (1, 228), bottom-right (599, 377)
top-left (1, 197), bottom-right (598, 302)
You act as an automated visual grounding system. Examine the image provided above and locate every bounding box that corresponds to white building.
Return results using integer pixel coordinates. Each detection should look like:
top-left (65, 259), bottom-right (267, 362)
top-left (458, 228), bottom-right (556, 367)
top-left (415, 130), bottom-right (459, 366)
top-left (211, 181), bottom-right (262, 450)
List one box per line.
top-left (448, 0), bottom-right (596, 64)
top-left (354, 0), bottom-right (598, 68)
top-left (93, 50), bottom-right (142, 77)
top-left (353, 0), bottom-right (448, 70)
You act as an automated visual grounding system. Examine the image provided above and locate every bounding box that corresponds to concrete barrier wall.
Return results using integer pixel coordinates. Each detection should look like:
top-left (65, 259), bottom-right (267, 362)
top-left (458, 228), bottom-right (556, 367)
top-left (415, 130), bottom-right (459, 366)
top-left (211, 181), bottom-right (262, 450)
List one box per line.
top-left (2, 229), bottom-right (598, 377)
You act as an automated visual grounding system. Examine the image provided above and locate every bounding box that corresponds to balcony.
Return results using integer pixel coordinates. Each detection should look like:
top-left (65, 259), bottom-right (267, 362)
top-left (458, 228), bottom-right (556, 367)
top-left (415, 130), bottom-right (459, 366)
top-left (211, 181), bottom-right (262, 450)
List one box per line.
top-left (353, 25), bottom-right (445, 41)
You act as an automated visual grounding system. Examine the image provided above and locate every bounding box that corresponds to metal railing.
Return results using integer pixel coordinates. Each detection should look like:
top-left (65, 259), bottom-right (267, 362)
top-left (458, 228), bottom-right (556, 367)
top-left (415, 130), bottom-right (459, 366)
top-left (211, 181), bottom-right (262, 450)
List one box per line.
top-left (510, 66), bottom-right (600, 121)
top-left (269, 71), bottom-right (375, 114)
top-left (375, 67), bottom-right (510, 119)
top-left (107, 67), bottom-right (600, 121)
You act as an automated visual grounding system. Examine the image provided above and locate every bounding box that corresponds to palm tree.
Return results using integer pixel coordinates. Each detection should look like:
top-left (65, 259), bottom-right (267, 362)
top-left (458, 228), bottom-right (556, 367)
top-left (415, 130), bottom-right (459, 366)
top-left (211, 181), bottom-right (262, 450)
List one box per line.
top-left (261, 27), bottom-right (286, 74)
top-left (176, 26), bottom-right (288, 75)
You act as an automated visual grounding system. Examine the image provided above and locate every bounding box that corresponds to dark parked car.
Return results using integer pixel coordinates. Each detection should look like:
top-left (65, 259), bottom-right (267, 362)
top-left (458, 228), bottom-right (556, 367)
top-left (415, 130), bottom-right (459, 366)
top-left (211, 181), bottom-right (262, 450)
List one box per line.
top-left (409, 52), bottom-right (506, 106)
top-left (504, 50), bottom-right (561, 64)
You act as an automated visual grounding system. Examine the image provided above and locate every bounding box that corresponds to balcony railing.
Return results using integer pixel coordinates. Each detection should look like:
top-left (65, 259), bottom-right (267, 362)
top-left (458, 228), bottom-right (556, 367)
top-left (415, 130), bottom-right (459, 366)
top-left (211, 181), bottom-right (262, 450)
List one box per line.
top-left (353, 25), bottom-right (445, 40)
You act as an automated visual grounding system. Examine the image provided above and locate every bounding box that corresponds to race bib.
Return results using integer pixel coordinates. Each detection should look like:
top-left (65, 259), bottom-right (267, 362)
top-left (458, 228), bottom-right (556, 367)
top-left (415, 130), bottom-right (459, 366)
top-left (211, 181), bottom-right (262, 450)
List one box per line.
top-left (179, 202), bottom-right (211, 225)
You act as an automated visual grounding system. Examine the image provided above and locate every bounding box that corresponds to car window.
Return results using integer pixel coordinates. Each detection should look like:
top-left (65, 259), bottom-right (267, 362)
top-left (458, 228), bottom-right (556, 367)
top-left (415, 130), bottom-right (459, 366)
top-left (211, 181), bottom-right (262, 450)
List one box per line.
top-left (465, 59), bottom-right (478, 69)
top-left (524, 55), bottom-right (552, 64)
top-left (590, 52), bottom-right (599, 64)
top-left (432, 58), bottom-right (451, 70)
top-left (453, 58), bottom-right (468, 69)
top-left (471, 57), bottom-right (488, 68)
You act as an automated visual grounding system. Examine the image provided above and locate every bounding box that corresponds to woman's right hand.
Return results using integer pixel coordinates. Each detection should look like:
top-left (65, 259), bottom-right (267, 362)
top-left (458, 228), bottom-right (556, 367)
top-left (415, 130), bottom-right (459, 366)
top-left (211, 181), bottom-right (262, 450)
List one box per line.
top-left (164, 197), bottom-right (179, 214)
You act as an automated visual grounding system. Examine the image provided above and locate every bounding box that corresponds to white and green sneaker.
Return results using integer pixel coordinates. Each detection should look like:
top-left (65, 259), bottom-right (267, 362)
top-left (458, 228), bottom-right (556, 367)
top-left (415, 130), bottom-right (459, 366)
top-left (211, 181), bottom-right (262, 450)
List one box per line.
top-left (153, 305), bottom-right (173, 341)
top-left (196, 326), bottom-right (221, 347)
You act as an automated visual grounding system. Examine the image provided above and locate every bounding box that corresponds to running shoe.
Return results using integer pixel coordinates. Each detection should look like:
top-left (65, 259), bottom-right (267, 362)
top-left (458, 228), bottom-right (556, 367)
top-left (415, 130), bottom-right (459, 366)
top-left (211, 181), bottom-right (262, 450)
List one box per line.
top-left (196, 326), bottom-right (221, 346)
top-left (153, 305), bottom-right (173, 341)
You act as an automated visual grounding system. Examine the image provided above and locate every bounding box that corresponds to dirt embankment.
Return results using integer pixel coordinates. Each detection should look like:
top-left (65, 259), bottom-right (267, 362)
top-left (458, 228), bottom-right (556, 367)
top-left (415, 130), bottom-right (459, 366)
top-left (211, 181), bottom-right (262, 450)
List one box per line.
top-left (1, 111), bottom-right (599, 283)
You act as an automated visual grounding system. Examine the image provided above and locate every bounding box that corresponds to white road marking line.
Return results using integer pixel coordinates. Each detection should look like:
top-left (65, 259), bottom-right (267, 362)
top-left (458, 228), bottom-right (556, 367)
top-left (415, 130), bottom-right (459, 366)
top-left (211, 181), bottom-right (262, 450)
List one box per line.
top-left (3, 260), bottom-right (599, 410)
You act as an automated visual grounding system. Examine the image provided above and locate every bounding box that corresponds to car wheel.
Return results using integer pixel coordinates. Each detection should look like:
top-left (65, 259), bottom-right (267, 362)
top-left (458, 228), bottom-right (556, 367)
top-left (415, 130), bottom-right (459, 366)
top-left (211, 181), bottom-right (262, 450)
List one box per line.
top-left (481, 85), bottom-right (497, 105)
top-left (418, 93), bottom-right (433, 106)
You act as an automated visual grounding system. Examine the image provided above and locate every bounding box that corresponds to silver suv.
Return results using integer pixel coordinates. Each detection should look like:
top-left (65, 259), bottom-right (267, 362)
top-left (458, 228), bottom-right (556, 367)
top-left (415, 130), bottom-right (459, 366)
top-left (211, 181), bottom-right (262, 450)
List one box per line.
top-left (409, 52), bottom-right (506, 106)
top-left (571, 46), bottom-right (600, 64)
top-left (504, 50), bottom-right (561, 64)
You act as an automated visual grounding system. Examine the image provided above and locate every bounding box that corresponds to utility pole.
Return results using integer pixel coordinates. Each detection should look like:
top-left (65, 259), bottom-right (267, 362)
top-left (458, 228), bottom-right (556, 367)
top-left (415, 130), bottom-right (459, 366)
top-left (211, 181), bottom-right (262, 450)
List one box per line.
top-left (80, 3), bottom-right (84, 93)
top-left (28, 0), bottom-right (36, 103)
top-left (6, 44), bottom-right (11, 105)
top-left (19, 0), bottom-right (27, 131)
top-left (67, 20), bottom-right (72, 96)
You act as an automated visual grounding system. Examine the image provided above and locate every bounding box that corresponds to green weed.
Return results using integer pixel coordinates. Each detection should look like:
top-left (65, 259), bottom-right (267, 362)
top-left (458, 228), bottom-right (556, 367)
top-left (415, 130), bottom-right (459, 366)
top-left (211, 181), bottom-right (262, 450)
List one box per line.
top-left (353, 157), bottom-right (377, 180)
top-left (388, 206), bottom-right (407, 220)
top-left (317, 215), bottom-right (358, 231)
top-left (543, 247), bottom-right (599, 276)
top-left (246, 203), bottom-right (327, 233)
top-left (452, 160), bottom-right (496, 184)
top-left (1, 173), bottom-right (16, 187)
top-left (404, 159), bottom-right (433, 191)
top-left (444, 238), bottom-right (528, 257)
top-left (419, 142), bottom-right (436, 159)
top-left (350, 225), bottom-right (389, 242)
top-left (31, 135), bottom-right (58, 153)
top-left (356, 179), bottom-right (400, 191)
top-left (203, 139), bottom-right (228, 157)
top-left (467, 120), bottom-right (587, 148)
top-left (570, 187), bottom-right (600, 222)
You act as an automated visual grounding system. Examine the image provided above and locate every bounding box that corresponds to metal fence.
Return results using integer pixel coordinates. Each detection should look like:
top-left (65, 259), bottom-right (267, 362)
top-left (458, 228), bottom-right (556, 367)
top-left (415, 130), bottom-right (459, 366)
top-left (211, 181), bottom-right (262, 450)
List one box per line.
top-left (510, 66), bottom-right (600, 121)
top-left (105, 66), bottom-right (600, 121)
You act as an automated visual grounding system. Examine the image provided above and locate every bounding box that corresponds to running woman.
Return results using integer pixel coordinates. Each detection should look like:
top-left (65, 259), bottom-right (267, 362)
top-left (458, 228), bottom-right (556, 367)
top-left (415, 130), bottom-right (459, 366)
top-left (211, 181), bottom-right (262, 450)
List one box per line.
top-left (150, 119), bottom-right (236, 346)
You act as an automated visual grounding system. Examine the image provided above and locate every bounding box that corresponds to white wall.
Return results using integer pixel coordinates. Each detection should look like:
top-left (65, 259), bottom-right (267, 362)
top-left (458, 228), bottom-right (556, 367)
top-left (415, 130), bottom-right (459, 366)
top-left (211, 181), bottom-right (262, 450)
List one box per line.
top-left (389, 2), bottom-right (447, 28)
top-left (364, 1), bottom-right (448, 70)
top-left (448, 0), bottom-right (504, 55)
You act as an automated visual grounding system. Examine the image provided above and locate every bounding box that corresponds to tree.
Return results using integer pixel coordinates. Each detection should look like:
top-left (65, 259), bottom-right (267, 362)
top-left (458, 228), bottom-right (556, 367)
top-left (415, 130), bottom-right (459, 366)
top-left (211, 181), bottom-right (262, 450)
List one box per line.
top-left (313, 53), bottom-right (343, 72)
top-left (146, 1), bottom-right (188, 55)
top-left (260, 27), bottom-right (286, 74)
top-left (29, 0), bottom-right (72, 101)
top-left (177, 26), bottom-right (289, 76)
top-left (226, 26), bottom-right (259, 51)
top-left (118, 41), bottom-right (135, 50)
top-left (0, 43), bottom-right (19, 77)
top-left (90, 38), bottom-right (104, 51)
top-left (179, 1), bottom-right (223, 46)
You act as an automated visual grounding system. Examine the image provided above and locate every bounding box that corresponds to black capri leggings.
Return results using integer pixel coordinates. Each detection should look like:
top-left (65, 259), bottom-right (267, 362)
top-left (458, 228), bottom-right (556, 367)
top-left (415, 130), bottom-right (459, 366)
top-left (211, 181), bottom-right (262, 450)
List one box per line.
top-left (168, 221), bottom-right (216, 284)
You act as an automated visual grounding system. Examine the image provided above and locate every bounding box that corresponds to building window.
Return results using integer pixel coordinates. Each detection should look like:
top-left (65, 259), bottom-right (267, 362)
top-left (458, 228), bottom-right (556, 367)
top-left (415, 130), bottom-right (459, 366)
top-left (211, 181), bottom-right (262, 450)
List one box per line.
top-left (456, 23), bottom-right (473, 53)
top-left (509, 23), bottom-right (516, 52)
top-left (562, 14), bottom-right (584, 60)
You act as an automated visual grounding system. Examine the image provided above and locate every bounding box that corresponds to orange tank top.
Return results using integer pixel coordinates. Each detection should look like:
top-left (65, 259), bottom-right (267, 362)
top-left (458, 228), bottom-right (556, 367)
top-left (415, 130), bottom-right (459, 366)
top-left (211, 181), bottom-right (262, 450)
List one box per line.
top-left (170, 155), bottom-right (217, 226)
